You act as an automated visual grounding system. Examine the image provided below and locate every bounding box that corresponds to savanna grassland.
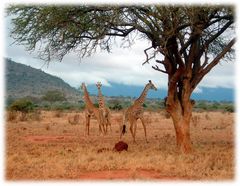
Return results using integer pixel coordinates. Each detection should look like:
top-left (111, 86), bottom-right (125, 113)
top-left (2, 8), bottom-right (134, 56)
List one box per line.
top-left (5, 110), bottom-right (234, 180)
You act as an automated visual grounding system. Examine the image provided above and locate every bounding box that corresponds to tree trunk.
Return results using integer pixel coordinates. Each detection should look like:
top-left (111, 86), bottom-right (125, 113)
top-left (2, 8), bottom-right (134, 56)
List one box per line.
top-left (174, 115), bottom-right (192, 153)
top-left (166, 97), bottom-right (193, 154)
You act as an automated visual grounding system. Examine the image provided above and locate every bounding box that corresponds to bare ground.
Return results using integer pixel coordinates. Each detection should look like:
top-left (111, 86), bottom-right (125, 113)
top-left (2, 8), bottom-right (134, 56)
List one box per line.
top-left (5, 110), bottom-right (235, 180)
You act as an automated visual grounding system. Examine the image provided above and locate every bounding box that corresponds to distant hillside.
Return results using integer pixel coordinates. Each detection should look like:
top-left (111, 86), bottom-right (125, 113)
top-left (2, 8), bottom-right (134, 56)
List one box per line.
top-left (5, 58), bottom-right (234, 103)
top-left (5, 58), bottom-right (81, 101)
top-left (87, 83), bottom-right (234, 102)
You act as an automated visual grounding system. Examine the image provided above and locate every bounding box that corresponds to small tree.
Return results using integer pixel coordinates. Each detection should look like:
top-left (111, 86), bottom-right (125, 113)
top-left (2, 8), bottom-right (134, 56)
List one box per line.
top-left (42, 90), bottom-right (66, 103)
top-left (9, 98), bottom-right (34, 113)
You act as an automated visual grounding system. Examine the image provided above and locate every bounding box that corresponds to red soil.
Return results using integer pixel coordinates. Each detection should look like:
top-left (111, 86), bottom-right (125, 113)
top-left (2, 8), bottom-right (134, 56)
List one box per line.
top-left (23, 135), bottom-right (76, 143)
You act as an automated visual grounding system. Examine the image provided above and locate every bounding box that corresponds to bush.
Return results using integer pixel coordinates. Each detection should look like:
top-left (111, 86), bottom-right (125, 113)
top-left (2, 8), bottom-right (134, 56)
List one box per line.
top-left (7, 111), bottom-right (18, 121)
top-left (68, 114), bottom-right (80, 125)
top-left (142, 103), bottom-right (147, 108)
top-left (28, 110), bottom-right (41, 121)
top-left (110, 103), bottom-right (123, 110)
top-left (42, 90), bottom-right (66, 103)
top-left (9, 98), bottom-right (34, 113)
top-left (224, 105), bottom-right (234, 113)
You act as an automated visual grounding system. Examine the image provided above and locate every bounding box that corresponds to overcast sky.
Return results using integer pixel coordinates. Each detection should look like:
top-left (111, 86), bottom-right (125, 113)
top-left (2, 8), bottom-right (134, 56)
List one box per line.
top-left (4, 11), bottom-right (235, 94)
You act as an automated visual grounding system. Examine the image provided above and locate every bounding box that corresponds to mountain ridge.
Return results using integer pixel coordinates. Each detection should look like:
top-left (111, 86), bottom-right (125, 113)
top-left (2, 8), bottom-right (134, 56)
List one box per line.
top-left (5, 58), bottom-right (81, 101)
top-left (5, 58), bottom-right (234, 102)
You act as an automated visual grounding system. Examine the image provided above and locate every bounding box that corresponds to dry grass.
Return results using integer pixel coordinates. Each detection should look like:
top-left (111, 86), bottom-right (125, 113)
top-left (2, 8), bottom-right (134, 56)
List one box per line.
top-left (6, 111), bottom-right (18, 121)
top-left (5, 110), bottom-right (234, 180)
top-left (68, 114), bottom-right (80, 125)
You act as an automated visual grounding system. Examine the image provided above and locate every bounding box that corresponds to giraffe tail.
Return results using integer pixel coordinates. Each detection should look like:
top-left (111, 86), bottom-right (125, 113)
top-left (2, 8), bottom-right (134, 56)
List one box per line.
top-left (120, 111), bottom-right (127, 138)
top-left (122, 124), bottom-right (126, 135)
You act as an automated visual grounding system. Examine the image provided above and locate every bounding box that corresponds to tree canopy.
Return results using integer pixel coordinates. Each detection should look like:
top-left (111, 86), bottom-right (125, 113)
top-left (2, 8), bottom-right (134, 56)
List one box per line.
top-left (42, 90), bottom-right (66, 103)
top-left (7, 5), bottom-right (234, 61)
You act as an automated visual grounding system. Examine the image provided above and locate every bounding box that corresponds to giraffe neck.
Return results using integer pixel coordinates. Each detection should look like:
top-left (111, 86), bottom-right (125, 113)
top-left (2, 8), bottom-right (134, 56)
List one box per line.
top-left (97, 89), bottom-right (105, 109)
top-left (135, 85), bottom-right (150, 105)
top-left (83, 87), bottom-right (95, 109)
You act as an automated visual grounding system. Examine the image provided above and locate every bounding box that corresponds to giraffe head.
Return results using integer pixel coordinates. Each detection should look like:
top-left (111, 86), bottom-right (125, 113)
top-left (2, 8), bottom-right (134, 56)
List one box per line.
top-left (81, 82), bottom-right (86, 90)
top-left (96, 82), bottom-right (102, 90)
top-left (147, 80), bottom-right (157, 90)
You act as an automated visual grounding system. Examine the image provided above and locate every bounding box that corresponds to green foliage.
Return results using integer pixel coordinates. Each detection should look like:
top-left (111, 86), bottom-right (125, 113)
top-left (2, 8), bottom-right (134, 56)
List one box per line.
top-left (196, 101), bottom-right (208, 110)
top-left (108, 99), bottom-right (123, 110)
top-left (110, 103), bottom-right (123, 111)
top-left (39, 101), bottom-right (84, 111)
top-left (194, 100), bottom-right (234, 112)
top-left (142, 103), bottom-right (147, 108)
top-left (42, 90), bottom-right (66, 103)
top-left (7, 5), bottom-right (234, 63)
top-left (223, 105), bottom-right (234, 113)
top-left (93, 103), bottom-right (99, 108)
top-left (9, 98), bottom-right (34, 113)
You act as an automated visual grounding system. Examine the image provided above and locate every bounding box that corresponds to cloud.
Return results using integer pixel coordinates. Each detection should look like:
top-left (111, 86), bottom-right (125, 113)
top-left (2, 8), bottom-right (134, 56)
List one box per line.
top-left (4, 15), bottom-right (235, 92)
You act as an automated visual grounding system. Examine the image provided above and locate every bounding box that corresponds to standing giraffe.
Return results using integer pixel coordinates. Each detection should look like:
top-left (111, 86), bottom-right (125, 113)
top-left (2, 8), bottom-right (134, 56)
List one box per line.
top-left (81, 83), bottom-right (105, 135)
top-left (120, 80), bottom-right (157, 143)
top-left (96, 82), bottom-right (112, 133)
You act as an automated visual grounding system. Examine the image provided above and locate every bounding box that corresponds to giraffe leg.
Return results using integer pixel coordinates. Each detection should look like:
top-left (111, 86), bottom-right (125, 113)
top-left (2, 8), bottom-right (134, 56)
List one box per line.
top-left (129, 119), bottom-right (137, 143)
top-left (98, 123), bottom-right (102, 134)
top-left (85, 114), bottom-right (90, 136)
top-left (104, 115), bottom-right (108, 134)
top-left (119, 123), bottom-right (125, 140)
top-left (99, 120), bottom-right (104, 136)
top-left (102, 113), bottom-right (107, 135)
top-left (133, 120), bottom-right (138, 143)
top-left (103, 120), bottom-right (107, 135)
top-left (140, 116), bottom-right (148, 143)
top-left (96, 110), bottom-right (104, 135)
top-left (120, 114), bottom-right (126, 140)
top-left (107, 111), bottom-right (112, 132)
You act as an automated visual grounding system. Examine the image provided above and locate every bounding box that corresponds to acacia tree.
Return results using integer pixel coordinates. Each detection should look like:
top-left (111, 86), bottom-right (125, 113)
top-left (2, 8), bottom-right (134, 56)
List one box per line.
top-left (7, 5), bottom-right (235, 153)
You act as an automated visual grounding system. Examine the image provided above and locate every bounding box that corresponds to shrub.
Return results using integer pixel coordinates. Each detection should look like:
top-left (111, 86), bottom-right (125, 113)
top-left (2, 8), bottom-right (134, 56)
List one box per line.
top-left (93, 103), bottom-right (99, 108)
top-left (19, 112), bottom-right (28, 121)
top-left (28, 110), bottom-right (41, 121)
top-left (55, 110), bottom-right (64, 117)
top-left (224, 105), bottom-right (234, 113)
top-left (7, 111), bottom-right (18, 121)
top-left (110, 103), bottom-right (123, 110)
top-left (68, 114), bottom-right (80, 125)
top-left (42, 90), bottom-right (66, 103)
top-left (205, 114), bottom-right (211, 120)
top-left (142, 103), bottom-right (147, 108)
top-left (9, 98), bottom-right (34, 113)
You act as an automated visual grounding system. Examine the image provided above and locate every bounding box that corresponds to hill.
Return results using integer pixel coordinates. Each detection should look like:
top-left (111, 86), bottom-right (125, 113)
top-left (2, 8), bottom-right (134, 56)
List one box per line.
top-left (5, 58), bottom-right (234, 103)
top-left (5, 58), bottom-right (81, 102)
top-left (87, 83), bottom-right (234, 102)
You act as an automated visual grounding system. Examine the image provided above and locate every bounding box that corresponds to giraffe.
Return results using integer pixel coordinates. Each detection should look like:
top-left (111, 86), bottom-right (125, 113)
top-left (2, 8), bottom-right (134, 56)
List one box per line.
top-left (81, 82), bottom-right (105, 135)
top-left (120, 80), bottom-right (157, 143)
top-left (96, 82), bottom-right (112, 133)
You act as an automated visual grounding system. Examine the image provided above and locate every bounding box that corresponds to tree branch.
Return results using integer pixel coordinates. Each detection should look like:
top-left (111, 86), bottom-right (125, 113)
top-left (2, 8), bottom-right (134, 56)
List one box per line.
top-left (190, 38), bottom-right (235, 91)
top-left (152, 65), bottom-right (168, 73)
top-left (203, 20), bottom-right (233, 48)
top-left (142, 46), bottom-right (154, 65)
top-left (106, 26), bottom-right (136, 37)
top-left (202, 38), bottom-right (235, 74)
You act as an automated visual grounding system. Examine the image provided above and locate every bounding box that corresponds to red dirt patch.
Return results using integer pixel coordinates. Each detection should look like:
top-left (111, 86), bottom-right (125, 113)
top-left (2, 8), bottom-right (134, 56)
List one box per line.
top-left (77, 169), bottom-right (190, 180)
top-left (23, 135), bottom-right (76, 143)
